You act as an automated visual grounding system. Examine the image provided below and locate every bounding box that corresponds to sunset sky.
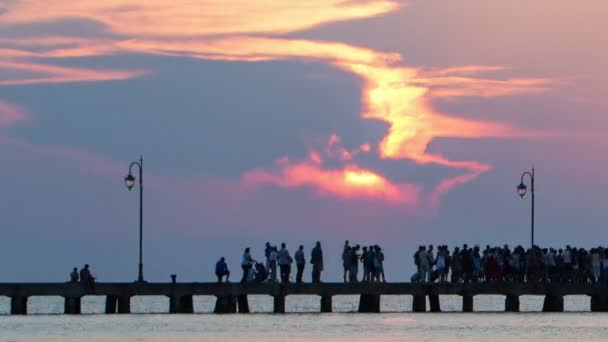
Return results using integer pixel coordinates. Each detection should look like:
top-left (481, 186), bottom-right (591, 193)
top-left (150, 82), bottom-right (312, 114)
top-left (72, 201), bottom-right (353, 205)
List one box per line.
top-left (0, 0), bottom-right (606, 281)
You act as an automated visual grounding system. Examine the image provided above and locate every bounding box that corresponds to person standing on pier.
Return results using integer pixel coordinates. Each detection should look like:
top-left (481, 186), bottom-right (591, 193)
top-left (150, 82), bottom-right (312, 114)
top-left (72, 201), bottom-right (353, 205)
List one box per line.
top-left (311, 241), bottom-right (324, 283)
top-left (278, 243), bottom-right (293, 283)
top-left (349, 245), bottom-right (361, 282)
top-left (269, 246), bottom-right (278, 282)
top-left (295, 245), bottom-right (306, 283)
top-left (342, 241), bottom-right (350, 283)
top-left (241, 248), bottom-right (254, 283)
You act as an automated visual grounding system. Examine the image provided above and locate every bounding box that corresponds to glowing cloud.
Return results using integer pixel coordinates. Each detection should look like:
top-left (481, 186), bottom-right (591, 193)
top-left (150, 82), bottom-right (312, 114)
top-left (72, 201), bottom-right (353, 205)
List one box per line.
top-left (0, 0), bottom-right (553, 208)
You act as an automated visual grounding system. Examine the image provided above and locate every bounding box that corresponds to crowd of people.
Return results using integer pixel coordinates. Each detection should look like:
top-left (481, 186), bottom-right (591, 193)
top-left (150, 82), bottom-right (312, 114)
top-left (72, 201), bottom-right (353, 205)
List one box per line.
top-left (413, 244), bottom-right (608, 284)
top-left (74, 244), bottom-right (608, 286)
top-left (216, 242), bottom-right (324, 284)
top-left (342, 240), bottom-right (386, 283)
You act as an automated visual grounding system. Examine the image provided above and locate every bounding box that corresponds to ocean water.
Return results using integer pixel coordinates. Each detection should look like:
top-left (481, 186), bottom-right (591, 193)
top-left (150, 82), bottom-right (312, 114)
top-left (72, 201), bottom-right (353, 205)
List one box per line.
top-left (1, 295), bottom-right (607, 341)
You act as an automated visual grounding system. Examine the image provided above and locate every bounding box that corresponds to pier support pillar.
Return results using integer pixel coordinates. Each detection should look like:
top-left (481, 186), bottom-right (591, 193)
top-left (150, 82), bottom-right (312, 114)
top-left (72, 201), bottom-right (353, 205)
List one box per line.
top-left (10, 296), bottom-right (27, 315)
top-left (505, 295), bottom-right (520, 312)
top-left (170, 295), bottom-right (194, 314)
top-left (412, 295), bottom-right (426, 312)
top-left (214, 296), bottom-right (237, 314)
top-left (273, 295), bottom-right (286, 314)
top-left (237, 295), bottom-right (250, 313)
top-left (321, 295), bottom-right (332, 313)
top-left (117, 296), bottom-right (131, 314)
top-left (591, 295), bottom-right (608, 312)
top-left (542, 294), bottom-right (564, 312)
top-left (64, 296), bottom-right (82, 314)
top-left (358, 294), bottom-right (380, 313)
top-left (105, 295), bottom-right (118, 314)
top-left (462, 295), bottom-right (474, 313)
top-left (429, 294), bottom-right (441, 312)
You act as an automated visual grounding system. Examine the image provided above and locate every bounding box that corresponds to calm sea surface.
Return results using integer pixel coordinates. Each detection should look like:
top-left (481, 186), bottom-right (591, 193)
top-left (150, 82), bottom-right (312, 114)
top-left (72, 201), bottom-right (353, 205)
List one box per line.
top-left (1, 295), bottom-right (607, 341)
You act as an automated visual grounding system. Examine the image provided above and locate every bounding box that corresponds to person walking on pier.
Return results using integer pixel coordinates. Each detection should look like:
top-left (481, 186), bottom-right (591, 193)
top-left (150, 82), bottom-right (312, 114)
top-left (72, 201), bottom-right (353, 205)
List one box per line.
top-left (278, 243), bottom-right (293, 283)
top-left (295, 245), bottom-right (306, 283)
top-left (215, 257), bottom-right (230, 283)
top-left (70, 267), bottom-right (79, 283)
top-left (241, 248), bottom-right (254, 283)
top-left (342, 241), bottom-right (350, 283)
top-left (311, 241), bottom-right (324, 283)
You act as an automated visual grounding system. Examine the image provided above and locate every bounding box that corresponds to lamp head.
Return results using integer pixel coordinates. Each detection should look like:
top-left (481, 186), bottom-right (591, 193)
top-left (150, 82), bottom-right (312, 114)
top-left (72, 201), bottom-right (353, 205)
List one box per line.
top-left (124, 173), bottom-right (136, 190)
top-left (517, 182), bottom-right (527, 198)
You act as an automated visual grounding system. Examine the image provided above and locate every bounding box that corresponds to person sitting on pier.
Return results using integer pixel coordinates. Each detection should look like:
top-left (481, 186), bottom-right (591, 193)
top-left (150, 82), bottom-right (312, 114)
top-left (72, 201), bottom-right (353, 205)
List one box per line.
top-left (278, 243), bottom-right (293, 283)
top-left (79, 264), bottom-right (95, 290)
top-left (254, 262), bottom-right (268, 283)
top-left (70, 267), bottom-right (79, 283)
top-left (311, 241), bottom-right (324, 283)
top-left (241, 247), bottom-right (254, 284)
top-left (295, 245), bottom-right (306, 283)
top-left (215, 257), bottom-right (230, 283)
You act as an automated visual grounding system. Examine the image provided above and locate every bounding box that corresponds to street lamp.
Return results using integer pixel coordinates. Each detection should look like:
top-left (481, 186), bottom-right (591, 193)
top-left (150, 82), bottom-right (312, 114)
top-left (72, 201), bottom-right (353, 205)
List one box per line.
top-left (516, 168), bottom-right (535, 248)
top-left (125, 156), bottom-right (144, 282)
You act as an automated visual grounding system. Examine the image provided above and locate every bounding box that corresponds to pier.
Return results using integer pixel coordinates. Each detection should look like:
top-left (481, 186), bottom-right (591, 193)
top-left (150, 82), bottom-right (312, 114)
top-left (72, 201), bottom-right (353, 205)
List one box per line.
top-left (2, 282), bottom-right (608, 314)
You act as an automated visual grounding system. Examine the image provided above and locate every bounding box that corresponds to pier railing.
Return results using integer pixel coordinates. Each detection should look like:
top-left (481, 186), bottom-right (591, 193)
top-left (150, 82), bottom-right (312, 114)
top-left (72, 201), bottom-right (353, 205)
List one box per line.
top-left (2, 282), bottom-right (608, 314)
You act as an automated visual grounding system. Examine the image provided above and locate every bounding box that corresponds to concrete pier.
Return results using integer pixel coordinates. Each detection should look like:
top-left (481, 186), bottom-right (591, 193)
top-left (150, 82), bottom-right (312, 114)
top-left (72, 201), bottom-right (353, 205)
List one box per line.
top-left (1, 282), bottom-right (607, 314)
top-left (542, 294), bottom-right (564, 312)
top-left (412, 295), bottom-right (426, 312)
top-left (358, 294), bottom-right (380, 313)
top-left (64, 296), bottom-right (81, 314)
top-left (462, 294), bottom-right (474, 312)
top-left (505, 294), bottom-right (520, 312)
top-left (320, 295), bottom-right (332, 313)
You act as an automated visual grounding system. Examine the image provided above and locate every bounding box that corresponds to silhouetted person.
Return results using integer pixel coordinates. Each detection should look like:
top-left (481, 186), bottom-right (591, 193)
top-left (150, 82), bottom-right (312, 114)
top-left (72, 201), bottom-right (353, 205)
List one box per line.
top-left (241, 248), bottom-right (254, 283)
top-left (70, 268), bottom-right (79, 283)
top-left (311, 241), bottom-right (324, 283)
top-left (278, 243), bottom-right (293, 283)
top-left (79, 264), bottom-right (95, 291)
top-left (215, 257), bottom-right (230, 283)
top-left (295, 245), bottom-right (305, 283)
top-left (342, 241), bottom-right (350, 283)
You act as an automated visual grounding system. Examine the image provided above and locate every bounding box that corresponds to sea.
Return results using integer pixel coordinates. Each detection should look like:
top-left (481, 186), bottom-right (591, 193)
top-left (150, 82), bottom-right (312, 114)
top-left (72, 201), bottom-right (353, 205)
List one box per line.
top-left (1, 295), bottom-right (607, 341)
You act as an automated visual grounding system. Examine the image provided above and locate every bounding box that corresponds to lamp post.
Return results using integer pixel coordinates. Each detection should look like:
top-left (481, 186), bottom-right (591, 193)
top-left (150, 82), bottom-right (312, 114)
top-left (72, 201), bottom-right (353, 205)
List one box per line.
top-left (125, 156), bottom-right (144, 282)
top-left (516, 168), bottom-right (535, 248)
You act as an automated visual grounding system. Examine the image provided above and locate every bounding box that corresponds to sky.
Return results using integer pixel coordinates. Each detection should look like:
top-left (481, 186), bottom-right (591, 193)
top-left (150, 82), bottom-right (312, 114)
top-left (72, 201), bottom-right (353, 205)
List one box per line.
top-left (0, 0), bottom-right (607, 282)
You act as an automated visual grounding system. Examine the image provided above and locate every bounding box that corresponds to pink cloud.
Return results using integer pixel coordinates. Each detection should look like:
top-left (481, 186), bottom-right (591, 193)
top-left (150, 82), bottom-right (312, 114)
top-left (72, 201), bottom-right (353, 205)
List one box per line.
top-left (0, 100), bottom-right (29, 127)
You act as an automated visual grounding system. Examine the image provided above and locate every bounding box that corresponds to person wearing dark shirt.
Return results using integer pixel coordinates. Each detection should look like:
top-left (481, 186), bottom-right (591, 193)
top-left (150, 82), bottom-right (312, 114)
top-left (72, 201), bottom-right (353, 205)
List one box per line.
top-left (311, 241), bottom-right (324, 283)
top-left (79, 264), bottom-right (95, 290)
top-left (215, 257), bottom-right (230, 283)
top-left (70, 268), bottom-right (79, 283)
top-left (295, 245), bottom-right (305, 283)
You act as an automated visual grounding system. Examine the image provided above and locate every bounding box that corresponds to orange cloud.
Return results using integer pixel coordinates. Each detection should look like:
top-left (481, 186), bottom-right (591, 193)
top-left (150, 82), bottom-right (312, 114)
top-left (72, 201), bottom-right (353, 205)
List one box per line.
top-left (0, 0), bottom-right (399, 36)
top-left (0, 59), bottom-right (147, 86)
top-left (0, 0), bottom-right (553, 208)
top-left (244, 157), bottom-right (421, 205)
